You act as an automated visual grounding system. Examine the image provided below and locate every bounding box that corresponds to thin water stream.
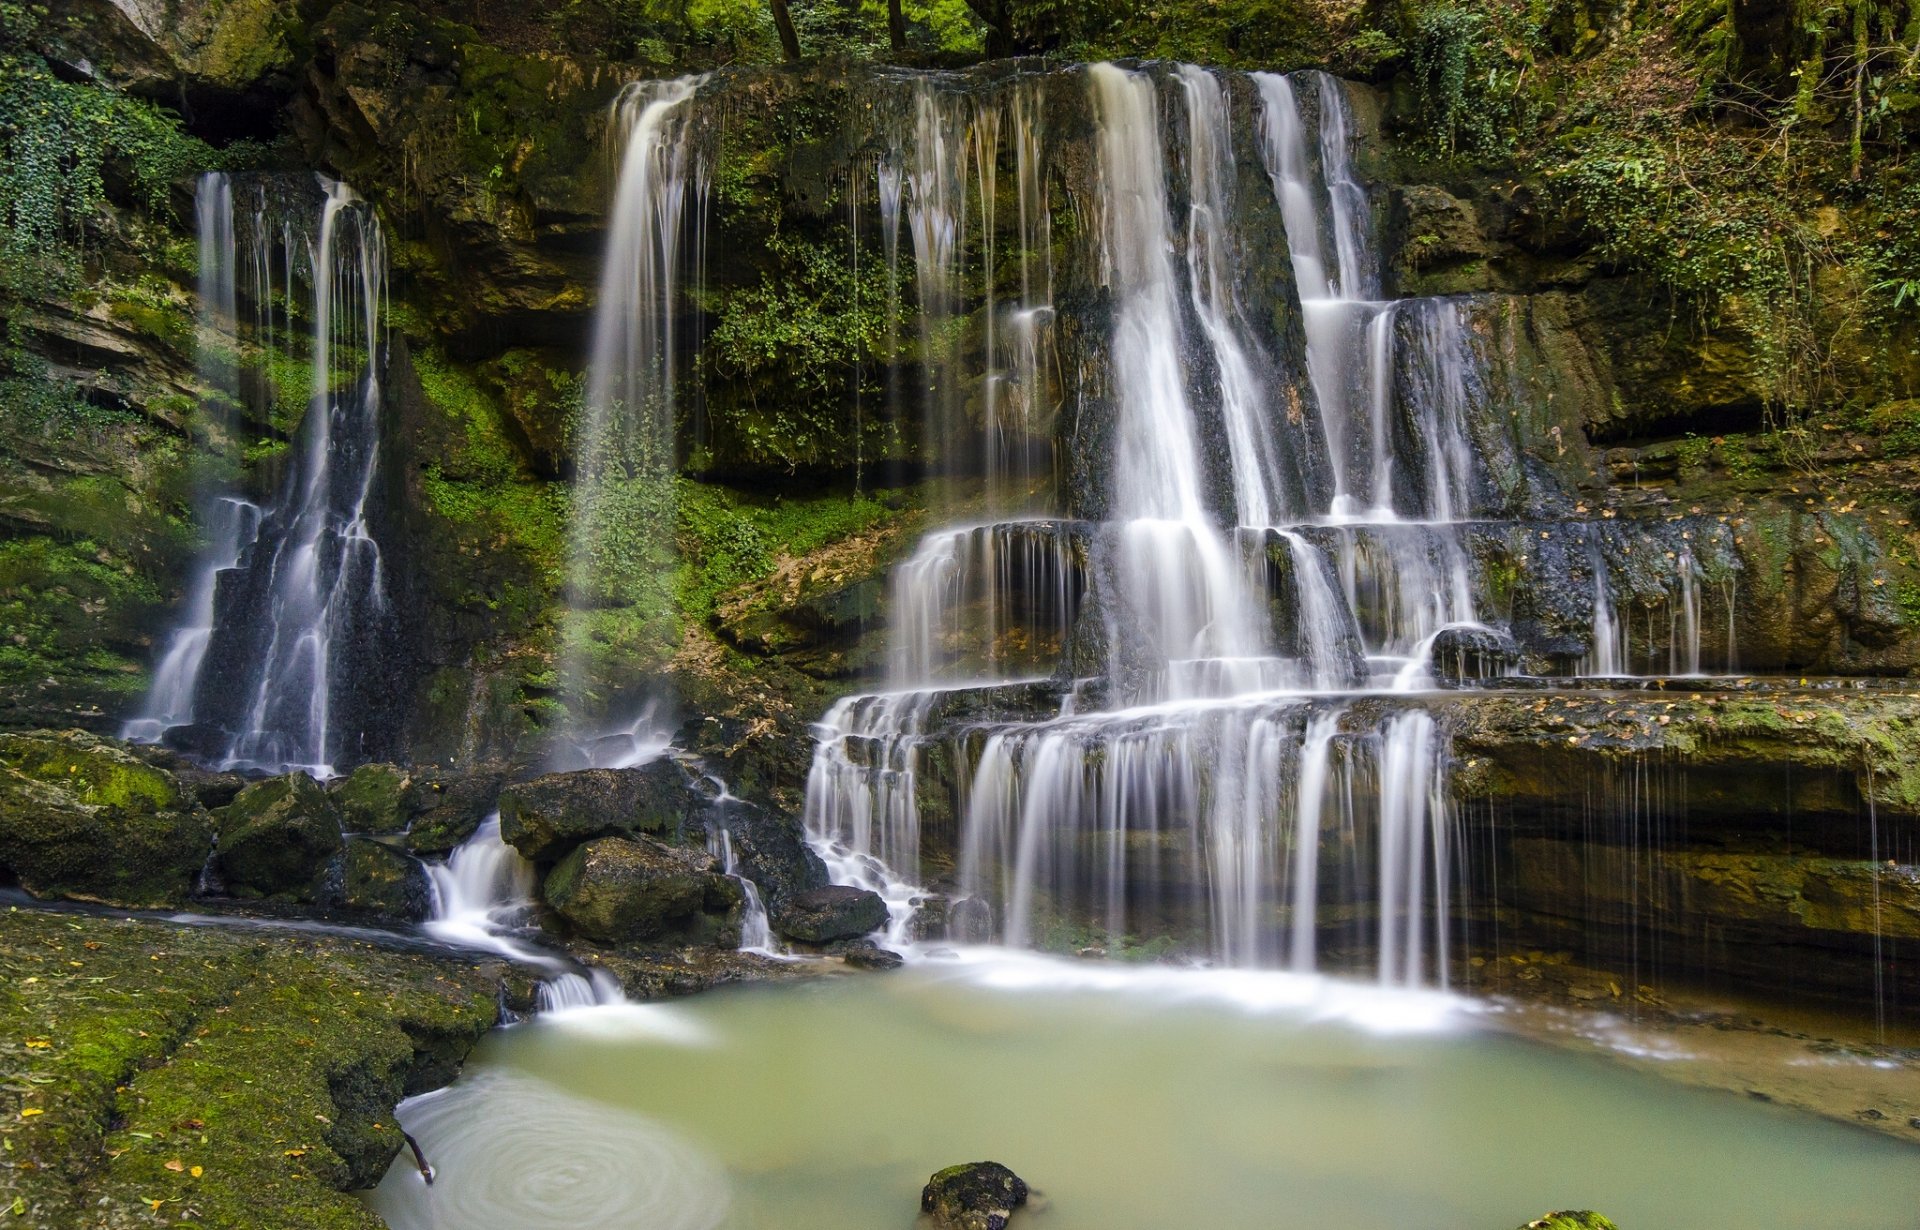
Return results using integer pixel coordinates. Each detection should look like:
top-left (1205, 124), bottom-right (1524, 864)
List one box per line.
top-left (369, 956), bottom-right (1920, 1230)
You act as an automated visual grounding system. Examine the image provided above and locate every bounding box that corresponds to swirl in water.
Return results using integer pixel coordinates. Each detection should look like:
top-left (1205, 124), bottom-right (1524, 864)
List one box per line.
top-left (368, 1068), bottom-right (731, 1230)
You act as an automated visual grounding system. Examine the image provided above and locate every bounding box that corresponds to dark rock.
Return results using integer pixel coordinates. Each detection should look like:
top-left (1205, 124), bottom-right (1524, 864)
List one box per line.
top-left (403, 772), bottom-right (503, 855)
top-left (499, 762), bottom-right (699, 862)
top-left (948, 896), bottom-right (995, 944)
top-left (331, 763), bottom-right (413, 834)
top-left (318, 837), bottom-right (431, 922)
top-left (215, 774), bottom-right (345, 899)
top-left (773, 885), bottom-right (888, 943)
top-left (920, 1161), bottom-right (1029, 1230)
top-left (838, 941), bottom-right (905, 970)
top-left (543, 836), bottom-right (743, 947)
top-left (0, 730), bottom-right (212, 906)
top-left (710, 795), bottom-right (828, 907)
top-left (1427, 624), bottom-right (1522, 683)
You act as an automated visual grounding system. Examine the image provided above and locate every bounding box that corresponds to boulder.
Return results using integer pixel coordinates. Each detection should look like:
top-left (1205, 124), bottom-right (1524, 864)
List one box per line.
top-left (403, 772), bottom-right (503, 854)
top-left (920, 1162), bottom-right (1029, 1230)
top-left (317, 837), bottom-right (431, 922)
top-left (499, 762), bottom-right (699, 862)
top-left (330, 763), bottom-right (413, 834)
top-left (1517, 1216), bottom-right (1618, 1230)
top-left (543, 836), bottom-right (743, 947)
top-left (215, 774), bottom-right (344, 899)
top-left (773, 885), bottom-right (888, 943)
top-left (0, 730), bottom-right (212, 906)
top-left (839, 941), bottom-right (905, 970)
top-left (709, 796), bottom-right (828, 907)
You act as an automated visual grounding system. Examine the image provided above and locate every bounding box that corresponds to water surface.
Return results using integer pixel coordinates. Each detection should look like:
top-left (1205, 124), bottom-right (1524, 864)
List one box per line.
top-left (371, 953), bottom-right (1920, 1229)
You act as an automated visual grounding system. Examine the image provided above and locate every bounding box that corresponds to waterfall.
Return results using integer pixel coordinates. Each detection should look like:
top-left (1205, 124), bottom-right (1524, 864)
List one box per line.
top-left (132, 175), bottom-right (395, 777)
top-left (788, 64), bottom-right (1485, 982)
top-left (562, 75), bottom-right (709, 741)
top-left (1175, 64), bottom-right (1290, 528)
top-left (125, 173), bottom-right (263, 744)
top-left (1090, 62), bottom-right (1266, 696)
top-left (425, 816), bottom-right (629, 1007)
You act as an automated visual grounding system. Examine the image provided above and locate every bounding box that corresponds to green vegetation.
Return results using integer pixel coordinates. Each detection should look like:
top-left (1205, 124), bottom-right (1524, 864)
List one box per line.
top-left (0, 909), bottom-right (504, 1228)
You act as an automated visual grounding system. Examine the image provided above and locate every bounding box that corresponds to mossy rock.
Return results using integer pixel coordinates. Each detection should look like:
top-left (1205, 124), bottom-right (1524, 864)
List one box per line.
top-left (318, 837), bottom-right (431, 923)
top-left (0, 730), bottom-right (210, 906)
top-left (403, 772), bottom-right (504, 855)
top-left (542, 835), bottom-right (742, 947)
top-left (0, 908), bottom-right (504, 1228)
top-left (920, 1161), bottom-right (1029, 1230)
top-left (330, 763), bottom-right (413, 834)
top-left (498, 762), bottom-right (699, 863)
top-left (1518, 1215), bottom-right (1619, 1230)
top-left (215, 774), bottom-right (345, 900)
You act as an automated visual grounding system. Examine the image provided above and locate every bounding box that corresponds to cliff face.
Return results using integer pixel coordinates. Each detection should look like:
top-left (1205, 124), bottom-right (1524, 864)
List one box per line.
top-left (7, 0), bottom-right (1920, 773)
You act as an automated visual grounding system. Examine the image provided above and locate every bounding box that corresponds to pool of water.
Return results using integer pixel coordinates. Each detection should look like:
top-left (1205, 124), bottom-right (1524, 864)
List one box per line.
top-left (368, 951), bottom-right (1920, 1230)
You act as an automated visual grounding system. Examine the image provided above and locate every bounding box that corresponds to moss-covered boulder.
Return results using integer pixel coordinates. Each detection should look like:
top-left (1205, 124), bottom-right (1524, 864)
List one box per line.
top-left (773, 885), bottom-right (888, 944)
top-left (920, 1161), bottom-right (1029, 1230)
top-left (1518, 1215), bottom-right (1618, 1230)
top-left (0, 730), bottom-right (211, 906)
top-left (499, 762), bottom-right (699, 862)
top-left (403, 771), bottom-right (504, 855)
top-left (214, 773), bottom-right (344, 899)
top-left (317, 837), bottom-right (431, 923)
top-left (330, 763), bottom-right (413, 834)
top-left (542, 835), bottom-right (742, 947)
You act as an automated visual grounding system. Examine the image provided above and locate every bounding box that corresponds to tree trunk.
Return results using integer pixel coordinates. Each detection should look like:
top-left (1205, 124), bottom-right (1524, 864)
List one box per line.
top-left (770, 0), bottom-right (801, 61)
top-left (888, 0), bottom-right (907, 53)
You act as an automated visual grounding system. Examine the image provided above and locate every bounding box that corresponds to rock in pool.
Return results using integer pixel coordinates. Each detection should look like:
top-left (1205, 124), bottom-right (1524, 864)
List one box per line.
top-left (921, 1161), bottom-right (1029, 1230)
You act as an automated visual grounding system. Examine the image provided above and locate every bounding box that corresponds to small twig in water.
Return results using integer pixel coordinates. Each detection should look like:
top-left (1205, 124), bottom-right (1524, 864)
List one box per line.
top-left (402, 1131), bottom-right (434, 1185)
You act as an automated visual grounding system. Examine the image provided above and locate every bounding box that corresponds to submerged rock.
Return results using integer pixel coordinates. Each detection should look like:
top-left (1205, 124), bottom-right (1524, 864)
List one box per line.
top-left (499, 762), bottom-right (698, 862)
top-left (920, 1161), bottom-right (1030, 1230)
top-left (214, 773), bottom-right (345, 899)
top-left (0, 730), bottom-right (212, 906)
top-left (1518, 1215), bottom-right (1619, 1230)
top-left (773, 884), bottom-right (888, 943)
top-left (543, 835), bottom-right (743, 947)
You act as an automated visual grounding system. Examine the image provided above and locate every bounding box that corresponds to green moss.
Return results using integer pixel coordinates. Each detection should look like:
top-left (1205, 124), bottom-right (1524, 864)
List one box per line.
top-left (0, 909), bottom-right (503, 1228)
top-left (0, 736), bottom-right (175, 811)
top-left (0, 537), bottom-right (166, 716)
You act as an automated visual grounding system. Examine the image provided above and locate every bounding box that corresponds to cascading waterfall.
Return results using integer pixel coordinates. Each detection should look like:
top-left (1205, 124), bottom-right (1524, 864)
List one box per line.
top-left (132, 174), bottom-right (395, 777)
top-left (425, 815), bottom-right (630, 1006)
top-left (125, 173), bottom-right (262, 743)
top-left (799, 64), bottom-right (1469, 983)
top-left (560, 76), bottom-right (709, 751)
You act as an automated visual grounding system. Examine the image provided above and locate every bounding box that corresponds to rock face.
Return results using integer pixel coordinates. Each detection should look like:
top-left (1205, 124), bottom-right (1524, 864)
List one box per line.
top-left (773, 885), bottom-right (888, 944)
top-left (214, 773), bottom-right (345, 899)
top-left (499, 763), bottom-right (698, 862)
top-left (920, 1162), bottom-right (1030, 1230)
top-left (710, 795), bottom-right (829, 908)
top-left (0, 731), bottom-right (212, 906)
top-left (543, 835), bottom-right (743, 947)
